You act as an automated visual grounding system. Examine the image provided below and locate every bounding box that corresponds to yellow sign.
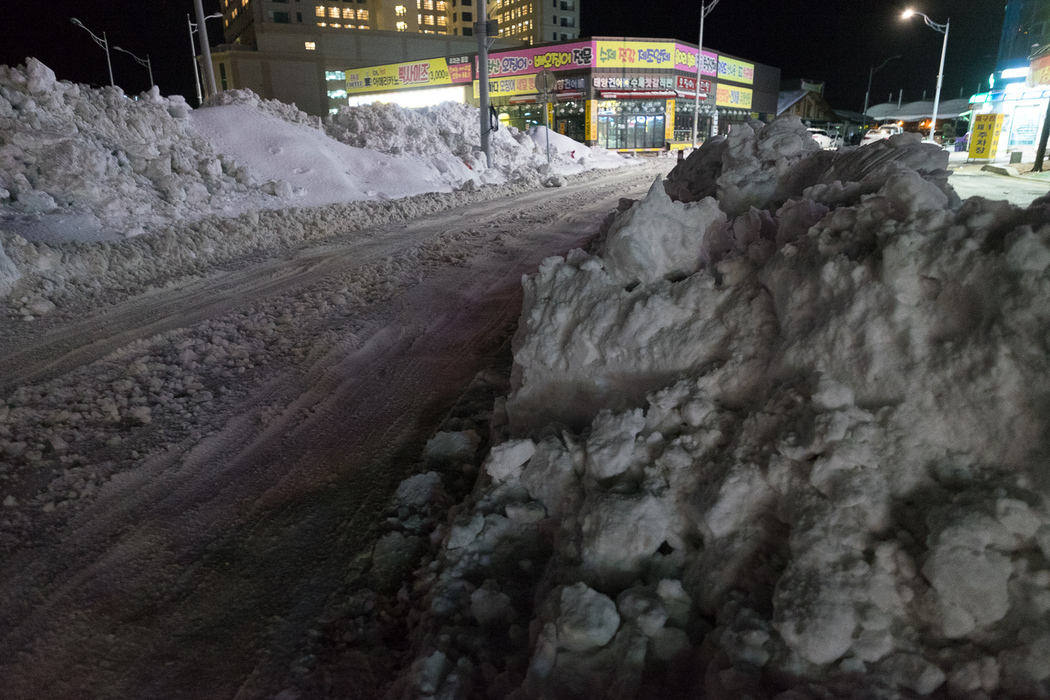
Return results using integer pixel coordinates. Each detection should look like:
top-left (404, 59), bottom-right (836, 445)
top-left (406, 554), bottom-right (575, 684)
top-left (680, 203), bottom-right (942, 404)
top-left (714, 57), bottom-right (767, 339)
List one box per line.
top-left (969, 113), bottom-right (1004, 159)
top-left (665, 99), bottom-right (675, 141)
top-left (473, 73), bottom-right (538, 98)
top-left (346, 58), bottom-right (468, 94)
top-left (585, 100), bottom-right (597, 141)
top-left (547, 102), bottom-right (554, 127)
top-left (594, 41), bottom-right (676, 69)
top-left (717, 56), bottom-right (755, 85)
top-left (1030, 55), bottom-right (1050, 86)
top-left (716, 84), bottom-right (753, 109)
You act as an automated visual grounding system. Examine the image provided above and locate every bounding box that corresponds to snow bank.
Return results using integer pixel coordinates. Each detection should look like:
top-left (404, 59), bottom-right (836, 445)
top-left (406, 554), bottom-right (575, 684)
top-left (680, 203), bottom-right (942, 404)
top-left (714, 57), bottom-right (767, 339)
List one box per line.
top-left (397, 116), bottom-right (1050, 699)
top-left (0, 59), bottom-right (258, 239)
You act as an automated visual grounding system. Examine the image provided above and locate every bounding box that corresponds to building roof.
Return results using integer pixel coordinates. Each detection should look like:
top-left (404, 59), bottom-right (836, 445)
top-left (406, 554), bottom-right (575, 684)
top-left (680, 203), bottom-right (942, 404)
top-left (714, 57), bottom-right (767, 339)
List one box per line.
top-left (777, 89), bottom-right (808, 115)
top-left (864, 97), bottom-right (972, 121)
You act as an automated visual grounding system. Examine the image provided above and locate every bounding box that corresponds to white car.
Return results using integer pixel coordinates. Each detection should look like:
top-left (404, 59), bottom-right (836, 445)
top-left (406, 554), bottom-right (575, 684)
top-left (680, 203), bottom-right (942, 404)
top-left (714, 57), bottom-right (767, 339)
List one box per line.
top-left (807, 127), bottom-right (835, 149)
top-left (861, 125), bottom-right (902, 145)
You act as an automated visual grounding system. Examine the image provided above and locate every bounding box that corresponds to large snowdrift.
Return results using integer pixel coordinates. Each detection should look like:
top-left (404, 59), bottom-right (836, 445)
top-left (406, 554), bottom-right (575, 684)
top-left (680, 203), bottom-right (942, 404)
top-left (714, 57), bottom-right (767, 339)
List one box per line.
top-left (393, 116), bottom-right (1050, 699)
top-left (0, 60), bottom-right (631, 251)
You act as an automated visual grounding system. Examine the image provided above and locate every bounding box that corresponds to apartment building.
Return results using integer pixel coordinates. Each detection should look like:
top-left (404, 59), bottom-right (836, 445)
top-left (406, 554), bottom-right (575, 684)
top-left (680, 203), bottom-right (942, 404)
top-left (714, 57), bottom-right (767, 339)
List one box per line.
top-left (221, 0), bottom-right (453, 42)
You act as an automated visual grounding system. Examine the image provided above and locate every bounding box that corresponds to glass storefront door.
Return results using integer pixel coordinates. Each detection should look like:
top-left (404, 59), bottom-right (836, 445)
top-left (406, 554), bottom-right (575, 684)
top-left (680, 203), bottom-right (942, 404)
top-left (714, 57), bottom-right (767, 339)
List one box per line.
top-left (596, 99), bottom-right (668, 150)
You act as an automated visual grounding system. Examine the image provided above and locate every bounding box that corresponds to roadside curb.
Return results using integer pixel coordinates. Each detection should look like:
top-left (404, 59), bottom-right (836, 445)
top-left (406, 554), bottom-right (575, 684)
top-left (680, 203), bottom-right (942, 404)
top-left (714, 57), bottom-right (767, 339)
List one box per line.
top-left (981, 164), bottom-right (1020, 177)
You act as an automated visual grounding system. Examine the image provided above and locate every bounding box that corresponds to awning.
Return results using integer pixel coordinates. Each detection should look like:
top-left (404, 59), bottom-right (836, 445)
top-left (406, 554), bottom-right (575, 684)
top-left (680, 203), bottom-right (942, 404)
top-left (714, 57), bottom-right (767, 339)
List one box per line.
top-left (599, 91), bottom-right (676, 99)
top-left (674, 91), bottom-right (709, 100)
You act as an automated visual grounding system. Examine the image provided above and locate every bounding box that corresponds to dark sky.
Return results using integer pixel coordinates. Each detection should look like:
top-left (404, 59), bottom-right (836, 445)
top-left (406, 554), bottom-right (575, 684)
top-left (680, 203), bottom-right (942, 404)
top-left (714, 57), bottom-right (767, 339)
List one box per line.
top-left (3, 0), bottom-right (1005, 112)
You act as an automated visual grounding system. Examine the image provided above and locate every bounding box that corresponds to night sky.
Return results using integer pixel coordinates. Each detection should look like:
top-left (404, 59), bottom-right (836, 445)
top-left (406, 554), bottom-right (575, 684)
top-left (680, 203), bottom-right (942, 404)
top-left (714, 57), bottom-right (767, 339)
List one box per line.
top-left (2, 0), bottom-right (1005, 112)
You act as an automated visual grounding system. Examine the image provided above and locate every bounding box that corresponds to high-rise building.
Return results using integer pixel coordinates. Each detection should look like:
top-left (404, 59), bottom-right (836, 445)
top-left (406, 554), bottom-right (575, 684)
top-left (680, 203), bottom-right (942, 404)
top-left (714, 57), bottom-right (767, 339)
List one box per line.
top-left (996, 0), bottom-right (1050, 72)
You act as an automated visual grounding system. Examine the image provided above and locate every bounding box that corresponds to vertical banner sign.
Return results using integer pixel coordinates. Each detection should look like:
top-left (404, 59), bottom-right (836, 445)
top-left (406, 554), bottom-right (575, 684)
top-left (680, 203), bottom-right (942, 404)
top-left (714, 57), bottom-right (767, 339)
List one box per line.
top-left (969, 113), bottom-right (1004, 159)
top-left (665, 99), bottom-right (675, 141)
top-left (585, 100), bottom-right (597, 141)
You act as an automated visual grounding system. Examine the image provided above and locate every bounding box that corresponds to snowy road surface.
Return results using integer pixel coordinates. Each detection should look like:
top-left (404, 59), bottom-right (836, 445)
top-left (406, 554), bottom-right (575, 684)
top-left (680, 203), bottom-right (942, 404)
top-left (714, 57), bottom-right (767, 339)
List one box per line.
top-left (947, 168), bottom-right (1050, 206)
top-left (0, 163), bottom-right (664, 699)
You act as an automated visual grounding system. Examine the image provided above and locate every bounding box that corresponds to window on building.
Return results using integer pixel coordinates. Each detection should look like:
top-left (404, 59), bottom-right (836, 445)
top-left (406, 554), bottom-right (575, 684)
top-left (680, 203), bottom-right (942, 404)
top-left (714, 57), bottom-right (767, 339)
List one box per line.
top-left (462, 0), bottom-right (471, 5)
top-left (463, 26), bottom-right (472, 35)
top-left (357, 9), bottom-right (368, 19)
top-left (424, 0), bottom-right (435, 9)
top-left (297, 11), bottom-right (302, 21)
top-left (453, 12), bottom-right (457, 20)
top-left (462, 11), bottom-right (471, 20)
top-left (437, 0), bottom-right (446, 10)
top-left (395, 4), bottom-right (406, 15)
top-left (219, 63), bottom-right (228, 89)
top-left (437, 15), bottom-right (446, 25)
top-left (273, 10), bottom-right (290, 22)
top-left (424, 14), bottom-right (434, 23)
top-left (316, 5), bottom-right (325, 16)
top-left (329, 7), bottom-right (340, 17)
top-left (305, 41), bottom-right (317, 49)
top-left (396, 20), bottom-right (408, 30)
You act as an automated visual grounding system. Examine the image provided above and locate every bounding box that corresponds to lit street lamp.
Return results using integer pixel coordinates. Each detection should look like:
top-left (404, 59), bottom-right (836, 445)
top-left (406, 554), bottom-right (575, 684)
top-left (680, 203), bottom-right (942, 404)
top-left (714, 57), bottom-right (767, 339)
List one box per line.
top-left (691, 0), bottom-right (724, 147)
top-left (112, 46), bottom-right (153, 90)
top-left (70, 18), bottom-right (115, 88)
top-left (863, 55), bottom-right (901, 122)
top-left (902, 8), bottom-right (950, 143)
top-left (187, 11), bottom-right (223, 105)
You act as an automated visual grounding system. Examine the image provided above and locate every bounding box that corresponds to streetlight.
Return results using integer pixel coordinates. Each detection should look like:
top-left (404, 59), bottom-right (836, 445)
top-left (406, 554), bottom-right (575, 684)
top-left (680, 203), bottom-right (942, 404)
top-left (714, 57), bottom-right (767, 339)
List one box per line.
top-left (70, 18), bottom-right (115, 87)
top-left (863, 55), bottom-right (901, 123)
top-left (112, 46), bottom-right (153, 90)
top-left (690, 0), bottom-right (724, 147)
top-left (902, 7), bottom-right (950, 143)
top-left (187, 12), bottom-right (223, 105)
top-left (193, 0), bottom-right (221, 101)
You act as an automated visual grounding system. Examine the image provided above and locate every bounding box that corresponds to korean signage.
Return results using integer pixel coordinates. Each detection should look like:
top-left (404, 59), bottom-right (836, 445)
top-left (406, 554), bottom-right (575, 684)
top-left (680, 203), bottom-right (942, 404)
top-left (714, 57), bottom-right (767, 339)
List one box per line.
top-left (716, 84), bottom-right (753, 109)
top-left (594, 75), bottom-right (675, 91)
top-left (675, 75), bottom-right (713, 96)
top-left (594, 40), bottom-right (678, 69)
top-left (473, 73), bottom-right (538, 98)
top-left (346, 56), bottom-right (471, 94)
top-left (672, 44), bottom-right (718, 77)
top-left (968, 113), bottom-right (1004, 159)
top-left (665, 100), bottom-right (676, 141)
top-left (483, 42), bottom-right (593, 78)
top-left (718, 56), bottom-right (755, 85)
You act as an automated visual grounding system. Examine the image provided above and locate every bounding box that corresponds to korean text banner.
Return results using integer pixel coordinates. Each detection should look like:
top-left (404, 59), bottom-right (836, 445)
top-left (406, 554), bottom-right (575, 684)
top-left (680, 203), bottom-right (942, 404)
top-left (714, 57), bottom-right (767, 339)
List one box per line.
top-left (718, 56), bottom-right (755, 85)
top-left (968, 113), bottom-right (1004, 159)
top-left (672, 44), bottom-right (718, 77)
top-left (473, 74), bottom-right (539, 98)
top-left (716, 84), bottom-right (753, 109)
top-left (1030, 55), bottom-right (1050, 86)
top-left (346, 58), bottom-right (470, 94)
top-left (594, 41), bottom-right (678, 69)
top-left (483, 42), bottom-right (593, 78)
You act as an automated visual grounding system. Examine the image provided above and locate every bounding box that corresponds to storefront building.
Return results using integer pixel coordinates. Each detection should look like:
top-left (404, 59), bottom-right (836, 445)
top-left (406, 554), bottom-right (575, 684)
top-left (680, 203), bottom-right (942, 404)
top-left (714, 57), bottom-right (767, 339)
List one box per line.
top-left (968, 51), bottom-right (1050, 160)
top-left (335, 36), bottom-right (780, 150)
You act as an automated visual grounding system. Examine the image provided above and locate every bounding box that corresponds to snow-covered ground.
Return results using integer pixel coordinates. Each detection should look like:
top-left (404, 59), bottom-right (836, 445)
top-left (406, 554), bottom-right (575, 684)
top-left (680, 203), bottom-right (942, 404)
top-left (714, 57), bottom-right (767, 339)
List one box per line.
top-left (3, 55), bottom-right (1050, 700)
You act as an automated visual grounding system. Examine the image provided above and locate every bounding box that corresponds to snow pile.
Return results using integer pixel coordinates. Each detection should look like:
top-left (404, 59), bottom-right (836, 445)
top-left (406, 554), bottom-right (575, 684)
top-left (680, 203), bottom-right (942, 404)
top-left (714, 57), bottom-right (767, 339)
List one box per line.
top-left (202, 87), bottom-right (323, 131)
top-left (0, 59), bottom-right (257, 234)
top-left (394, 117), bottom-right (1050, 699)
top-left (324, 101), bottom-right (631, 183)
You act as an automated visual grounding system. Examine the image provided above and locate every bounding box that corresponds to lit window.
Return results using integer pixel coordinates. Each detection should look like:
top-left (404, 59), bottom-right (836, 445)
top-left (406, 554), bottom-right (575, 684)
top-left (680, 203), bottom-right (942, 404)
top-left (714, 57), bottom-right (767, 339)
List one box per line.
top-left (329, 7), bottom-right (340, 18)
top-left (396, 4), bottom-right (406, 15)
top-left (437, 0), bottom-right (446, 9)
top-left (332, 22), bottom-right (341, 27)
top-left (357, 9), bottom-right (368, 19)
top-left (316, 5), bottom-right (325, 16)
top-left (424, 0), bottom-right (434, 8)
top-left (242, 0), bottom-right (248, 6)
top-left (425, 14), bottom-right (434, 23)
top-left (396, 20), bottom-right (408, 30)
top-left (224, 18), bottom-right (229, 26)
top-left (417, 0), bottom-right (422, 7)
top-left (418, 13), bottom-right (423, 22)
top-left (232, 7), bottom-right (238, 18)
top-left (341, 7), bottom-right (350, 18)
top-left (305, 41), bottom-right (317, 50)
top-left (437, 15), bottom-right (446, 25)
top-left (317, 21), bottom-right (327, 26)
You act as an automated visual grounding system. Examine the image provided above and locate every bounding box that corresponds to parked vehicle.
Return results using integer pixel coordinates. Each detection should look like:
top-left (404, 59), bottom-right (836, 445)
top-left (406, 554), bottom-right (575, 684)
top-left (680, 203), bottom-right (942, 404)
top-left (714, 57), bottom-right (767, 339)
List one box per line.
top-left (807, 127), bottom-right (835, 149)
top-left (860, 124), bottom-right (902, 145)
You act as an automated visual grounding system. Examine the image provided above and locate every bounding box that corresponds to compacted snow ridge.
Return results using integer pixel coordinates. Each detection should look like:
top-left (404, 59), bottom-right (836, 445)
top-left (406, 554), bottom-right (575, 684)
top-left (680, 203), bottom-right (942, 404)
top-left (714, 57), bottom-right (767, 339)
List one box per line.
top-left (378, 117), bottom-right (1050, 700)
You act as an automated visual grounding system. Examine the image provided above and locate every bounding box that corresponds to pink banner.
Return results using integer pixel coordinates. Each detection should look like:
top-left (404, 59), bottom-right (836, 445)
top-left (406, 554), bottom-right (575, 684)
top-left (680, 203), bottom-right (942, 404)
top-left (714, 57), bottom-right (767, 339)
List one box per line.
top-left (482, 41), bottom-right (594, 78)
top-left (672, 44), bottom-right (718, 77)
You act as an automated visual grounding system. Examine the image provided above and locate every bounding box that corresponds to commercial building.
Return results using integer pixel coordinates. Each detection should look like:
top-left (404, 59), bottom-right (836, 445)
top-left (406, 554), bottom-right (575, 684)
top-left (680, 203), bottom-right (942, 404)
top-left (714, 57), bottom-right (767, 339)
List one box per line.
top-left (337, 37), bottom-right (779, 150)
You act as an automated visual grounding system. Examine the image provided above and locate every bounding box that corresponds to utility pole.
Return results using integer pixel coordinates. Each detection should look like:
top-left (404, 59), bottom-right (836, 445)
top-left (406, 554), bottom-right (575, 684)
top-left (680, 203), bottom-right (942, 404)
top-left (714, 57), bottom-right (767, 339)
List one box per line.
top-left (690, 0), bottom-right (723, 147)
top-left (194, 0), bottom-right (218, 99)
top-left (187, 14), bottom-right (203, 105)
top-left (863, 55), bottom-right (900, 123)
top-left (476, 0), bottom-right (493, 167)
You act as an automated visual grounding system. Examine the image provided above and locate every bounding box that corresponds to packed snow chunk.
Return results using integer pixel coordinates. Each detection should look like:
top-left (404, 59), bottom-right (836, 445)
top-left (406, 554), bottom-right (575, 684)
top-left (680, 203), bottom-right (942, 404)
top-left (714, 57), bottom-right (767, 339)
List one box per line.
top-left (0, 239), bottom-right (21, 298)
top-left (393, 471), bottom-right (445, 509)
top-left (555, 583), bottom-right (621, 652)
top-left (601, 176), bottom-right (725, 284)
top-left (580, 492), bottom-right (670, 582)
top-left (879, 170), bottom-right (948, 219)
top-left (483, 438), bottom-right (536, 483)
top-left (470, 582), bottom-right (515, 626)
top-left (616, 587), bottom-right (668, 636)
top-left (1006, 228), bottom-right (1050, 273)
top-left (424, 431), bottom-right (479, 463)
top-left (773, 567), bottom-right (858, 665)
top-left (519, 436), bottom-right (579, 519)
top-left (25, 58), bottom-right (58, 95)
top-left (878, 653), bottom-right (947, 696)
top-left (586, 408), bottom-right (645, 480)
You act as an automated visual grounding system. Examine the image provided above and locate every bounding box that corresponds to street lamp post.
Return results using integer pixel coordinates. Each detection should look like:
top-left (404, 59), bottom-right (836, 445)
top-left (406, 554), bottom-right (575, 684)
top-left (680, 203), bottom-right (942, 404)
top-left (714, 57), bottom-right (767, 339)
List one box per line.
top-left (187, 12), bottom-right (224, 106)
top-left (863, 55), bottom-right (901, 123)
top-left (194, 0), bottom-right (219, 100)
top-left (690, 0), bottom-right (723, 147)
top-left (902, 8), bottom-right (950, 143)
top-left (70, 18), bottom-right (115, 87)
top-left (112, 46), bottom-right (153, 90)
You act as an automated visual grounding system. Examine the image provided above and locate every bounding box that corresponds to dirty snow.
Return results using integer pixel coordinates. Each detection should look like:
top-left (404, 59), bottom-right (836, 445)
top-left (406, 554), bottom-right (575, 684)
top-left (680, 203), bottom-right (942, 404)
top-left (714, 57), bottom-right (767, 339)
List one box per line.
top-left (387, 116), bottom-right (1050, 699)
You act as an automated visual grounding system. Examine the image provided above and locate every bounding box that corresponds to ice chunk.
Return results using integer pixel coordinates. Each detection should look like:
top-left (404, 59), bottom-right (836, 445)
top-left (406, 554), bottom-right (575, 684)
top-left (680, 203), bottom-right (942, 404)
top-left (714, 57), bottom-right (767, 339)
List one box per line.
top-left (483, 438), bottom-right (536, 483)
top-left (556, 583), bottom-right (620, 652)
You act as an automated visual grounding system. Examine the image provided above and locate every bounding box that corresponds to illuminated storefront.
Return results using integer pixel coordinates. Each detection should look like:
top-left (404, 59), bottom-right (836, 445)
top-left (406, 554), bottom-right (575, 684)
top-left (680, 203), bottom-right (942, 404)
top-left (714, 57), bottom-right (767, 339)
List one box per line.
top-left (335, 37), bottom-right (779, 150)
top-left (968, 53), bottom-right (1050, 160)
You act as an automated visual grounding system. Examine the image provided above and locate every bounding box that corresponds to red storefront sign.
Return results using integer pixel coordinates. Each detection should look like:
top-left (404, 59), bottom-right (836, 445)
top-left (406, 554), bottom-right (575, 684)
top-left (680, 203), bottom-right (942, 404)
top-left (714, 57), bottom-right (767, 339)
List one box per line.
top-left (675, 75), bottom-right (712, 97)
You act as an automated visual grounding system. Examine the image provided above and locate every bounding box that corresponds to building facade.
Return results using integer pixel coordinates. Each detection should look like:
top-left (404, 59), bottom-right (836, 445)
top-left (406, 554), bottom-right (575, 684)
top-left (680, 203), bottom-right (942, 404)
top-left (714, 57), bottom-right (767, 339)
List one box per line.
top-left (997, 0), bottom-right (1050, 73)
top-left (335, 37), bottom-right (779, 150)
